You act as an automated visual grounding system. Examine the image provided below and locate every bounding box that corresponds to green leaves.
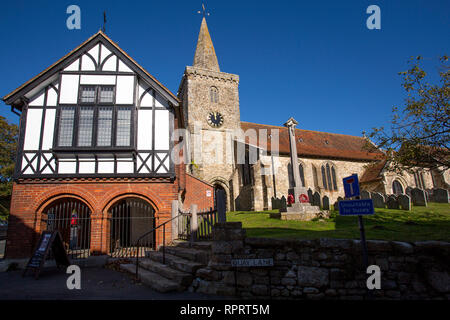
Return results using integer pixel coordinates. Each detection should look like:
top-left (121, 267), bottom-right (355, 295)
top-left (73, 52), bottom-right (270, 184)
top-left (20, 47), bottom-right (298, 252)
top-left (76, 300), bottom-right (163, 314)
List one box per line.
top-left (365, 55), bottom-right (450, 171)
top-left (0, 116), bottom-right (18, 198)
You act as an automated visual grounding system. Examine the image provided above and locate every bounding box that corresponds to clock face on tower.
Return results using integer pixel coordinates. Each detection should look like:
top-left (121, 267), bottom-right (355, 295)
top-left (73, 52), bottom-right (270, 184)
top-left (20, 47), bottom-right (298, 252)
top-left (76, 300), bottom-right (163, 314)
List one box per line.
top-left (207, 111), bottom-right (224, 128)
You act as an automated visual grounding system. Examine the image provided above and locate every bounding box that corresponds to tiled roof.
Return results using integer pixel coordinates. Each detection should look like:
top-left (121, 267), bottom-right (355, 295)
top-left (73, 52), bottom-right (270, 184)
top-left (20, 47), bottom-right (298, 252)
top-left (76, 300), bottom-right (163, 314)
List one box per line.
top-left (240, 121), bottom-right (385, 162)
top-left (360, 160), bottom-right (387, 183)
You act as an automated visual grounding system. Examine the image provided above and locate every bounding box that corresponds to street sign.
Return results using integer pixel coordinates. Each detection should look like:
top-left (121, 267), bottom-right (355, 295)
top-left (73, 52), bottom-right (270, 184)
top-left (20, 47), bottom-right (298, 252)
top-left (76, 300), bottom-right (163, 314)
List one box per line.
top-left (231, 258), bottom-right (273, 267)
top-left (338, 199), bottom-right (375, 216)
top-left (343, 174), bottom-right (360, 198)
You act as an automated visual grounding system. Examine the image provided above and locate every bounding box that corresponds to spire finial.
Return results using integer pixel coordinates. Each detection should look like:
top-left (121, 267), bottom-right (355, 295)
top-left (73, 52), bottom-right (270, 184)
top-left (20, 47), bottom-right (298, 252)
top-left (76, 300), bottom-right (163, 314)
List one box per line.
top-left (197, 2), bottom-right (210, 19)
top-left (193, 7), bottom-right (220, 72)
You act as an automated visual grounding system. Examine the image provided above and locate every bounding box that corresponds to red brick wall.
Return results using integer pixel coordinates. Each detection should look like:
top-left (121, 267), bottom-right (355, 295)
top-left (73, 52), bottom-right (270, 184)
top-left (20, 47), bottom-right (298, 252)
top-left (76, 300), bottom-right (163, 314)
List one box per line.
top-left (182, 174), bottom-right (215, 211)
top-left (6, 178), bottom-right (179, 258)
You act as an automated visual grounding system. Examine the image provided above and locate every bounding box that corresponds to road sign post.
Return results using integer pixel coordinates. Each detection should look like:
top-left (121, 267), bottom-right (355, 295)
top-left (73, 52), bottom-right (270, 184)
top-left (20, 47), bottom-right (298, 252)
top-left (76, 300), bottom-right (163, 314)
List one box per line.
top-left (341, 175), bottom-right (374, 298)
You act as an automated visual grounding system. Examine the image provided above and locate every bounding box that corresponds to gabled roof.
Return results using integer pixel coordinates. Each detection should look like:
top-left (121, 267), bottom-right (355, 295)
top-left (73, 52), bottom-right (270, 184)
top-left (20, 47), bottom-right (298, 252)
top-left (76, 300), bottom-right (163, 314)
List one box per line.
top-left (360, 160), bottom-right (387, 183)
top-left (3, 31), bottom-right (180, 109)
top-left (240, 121), bottom-right (385, 162)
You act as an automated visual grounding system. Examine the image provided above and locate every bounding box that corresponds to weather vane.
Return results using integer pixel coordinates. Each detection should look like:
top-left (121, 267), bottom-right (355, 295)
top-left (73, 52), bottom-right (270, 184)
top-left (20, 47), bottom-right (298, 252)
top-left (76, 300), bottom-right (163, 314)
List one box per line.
top-left (197, 3), bottom-right (210, 18)
top-left (102, 11), bottom-right (107, 33)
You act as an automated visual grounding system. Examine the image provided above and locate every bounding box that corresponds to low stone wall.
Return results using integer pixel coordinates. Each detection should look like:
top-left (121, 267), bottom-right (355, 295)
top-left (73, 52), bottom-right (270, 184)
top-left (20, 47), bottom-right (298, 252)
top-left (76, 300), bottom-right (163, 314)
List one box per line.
top-left (190, 222), bottom-right (450, 300)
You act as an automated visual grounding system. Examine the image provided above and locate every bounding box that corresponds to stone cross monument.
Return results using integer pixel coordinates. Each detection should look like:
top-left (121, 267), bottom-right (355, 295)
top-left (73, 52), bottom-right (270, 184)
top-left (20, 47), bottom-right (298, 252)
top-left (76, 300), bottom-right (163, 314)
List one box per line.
top-left (278, 117), bottom-right (322, 220)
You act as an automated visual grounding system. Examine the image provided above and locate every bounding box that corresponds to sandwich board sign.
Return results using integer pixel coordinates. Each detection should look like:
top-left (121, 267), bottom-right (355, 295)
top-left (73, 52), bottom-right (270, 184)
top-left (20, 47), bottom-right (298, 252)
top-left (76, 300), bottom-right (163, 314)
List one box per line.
top-left (23, 230), bottom-right (70, 279)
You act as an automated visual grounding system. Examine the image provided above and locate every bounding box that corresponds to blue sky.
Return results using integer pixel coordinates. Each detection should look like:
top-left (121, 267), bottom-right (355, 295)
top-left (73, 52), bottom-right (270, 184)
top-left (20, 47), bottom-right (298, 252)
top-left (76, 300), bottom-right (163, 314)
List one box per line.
top-left (1, 0), bottom-right (449, 137)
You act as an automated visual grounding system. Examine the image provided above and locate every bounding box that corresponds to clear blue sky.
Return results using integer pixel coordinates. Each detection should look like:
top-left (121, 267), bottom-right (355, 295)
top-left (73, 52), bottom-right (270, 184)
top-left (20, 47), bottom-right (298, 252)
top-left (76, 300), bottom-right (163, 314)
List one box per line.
top-left (1, 0), bottom-right (449, 137)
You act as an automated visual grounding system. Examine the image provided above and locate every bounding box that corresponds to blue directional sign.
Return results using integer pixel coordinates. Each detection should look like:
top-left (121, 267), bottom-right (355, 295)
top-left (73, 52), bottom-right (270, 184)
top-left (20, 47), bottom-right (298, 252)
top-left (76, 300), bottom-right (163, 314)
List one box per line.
top-left (342, 174), bottom-right (360, 198)
top-left (338, 199), bottom-right (374, 216)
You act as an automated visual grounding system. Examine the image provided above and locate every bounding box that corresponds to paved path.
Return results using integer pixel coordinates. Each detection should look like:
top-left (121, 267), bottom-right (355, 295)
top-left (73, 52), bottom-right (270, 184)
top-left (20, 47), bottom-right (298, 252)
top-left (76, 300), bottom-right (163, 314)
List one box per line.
top-left (0, 266), bottom-right (227, 300)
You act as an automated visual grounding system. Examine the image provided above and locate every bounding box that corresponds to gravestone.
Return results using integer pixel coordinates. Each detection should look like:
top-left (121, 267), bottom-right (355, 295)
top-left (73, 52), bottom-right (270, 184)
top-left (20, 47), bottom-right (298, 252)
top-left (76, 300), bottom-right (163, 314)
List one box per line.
top-left (280, 196), bottom-right (287, 212)
top-left (371, 192), bottom-right (385, 208)
top-left (307, 189), bottom-right (314, 205)
top-left (322, 196), bottom-right (330, 210)
top-left (312, 192), bottom-right (322, 208)
top-left (361, 190), bottom-right (371, 199)
top-left (433, 188), bottom-right (449, 203)
top-left (405, 187), bottom-right (413, 197)
top-left (398, 194), bottom-right (411, 210)
top-left (411, 188), bottom-right (427, 206)
top-left (386, 195), bottom-right (399, 209)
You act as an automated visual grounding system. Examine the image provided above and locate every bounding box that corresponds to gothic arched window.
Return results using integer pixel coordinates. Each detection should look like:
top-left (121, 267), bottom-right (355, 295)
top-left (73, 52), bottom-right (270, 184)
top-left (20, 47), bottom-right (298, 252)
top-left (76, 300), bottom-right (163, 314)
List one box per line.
top-left (321, 163), bottom-right (338, 191)
top-left (392, 180), bottom-right (404, 195)
top-left (210, 87), bottom-right (218, 103)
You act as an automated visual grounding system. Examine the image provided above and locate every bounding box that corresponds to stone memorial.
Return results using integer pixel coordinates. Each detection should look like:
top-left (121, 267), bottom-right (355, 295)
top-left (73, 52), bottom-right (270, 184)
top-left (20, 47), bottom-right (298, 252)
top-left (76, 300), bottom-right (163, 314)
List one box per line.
top-left (398, 194), bottom-right (411, 210)
top-left (433, 188), bottom-right (449, 203)
top-left (371, 192), bottom-right (385, 208)
top-left (386, 195), bottom-right (399, 209)
top-left (411, 188), bottom-right (427, 206)
top-left (361, 190), bottom-right (371, 199)
top-left (272, 117), bottom-right (321, 221)
top-left (307, 189), bottom-right (314, 205)
top-left (312, 192), bottom-right (322, 208)
top-left (322, 195), bottom-right (330, 210)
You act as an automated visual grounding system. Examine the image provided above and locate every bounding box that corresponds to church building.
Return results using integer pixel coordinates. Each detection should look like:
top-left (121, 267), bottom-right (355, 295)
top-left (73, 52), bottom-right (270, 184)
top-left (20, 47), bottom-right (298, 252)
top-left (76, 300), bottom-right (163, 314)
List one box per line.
top-left (3, 18), bottom-right (448, 259)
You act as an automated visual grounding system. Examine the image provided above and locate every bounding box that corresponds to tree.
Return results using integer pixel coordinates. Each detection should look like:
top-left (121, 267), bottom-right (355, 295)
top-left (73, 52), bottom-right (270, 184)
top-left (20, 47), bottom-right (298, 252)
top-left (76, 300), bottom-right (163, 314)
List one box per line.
top-left (0, 116), bottom-right (18, 218)
top-left (365, 55), bottom-right (449, 173)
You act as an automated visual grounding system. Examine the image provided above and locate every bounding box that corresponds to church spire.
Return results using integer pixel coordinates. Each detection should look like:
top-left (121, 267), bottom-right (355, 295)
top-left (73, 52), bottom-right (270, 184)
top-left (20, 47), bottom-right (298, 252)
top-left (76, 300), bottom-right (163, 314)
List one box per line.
top-left (193, 17), bottom-right (220, 72)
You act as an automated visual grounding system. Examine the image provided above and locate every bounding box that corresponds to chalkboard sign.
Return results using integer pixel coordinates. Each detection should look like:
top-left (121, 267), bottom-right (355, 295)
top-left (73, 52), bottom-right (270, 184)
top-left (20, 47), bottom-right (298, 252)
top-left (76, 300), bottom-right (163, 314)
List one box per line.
top-left (23, 230), bottom-right (70, 279)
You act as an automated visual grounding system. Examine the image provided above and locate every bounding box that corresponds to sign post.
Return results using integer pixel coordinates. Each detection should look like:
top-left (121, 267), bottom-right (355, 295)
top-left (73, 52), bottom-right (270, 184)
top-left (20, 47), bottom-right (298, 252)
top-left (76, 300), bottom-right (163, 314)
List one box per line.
top-left (340, 175), bottom-right (373, 271)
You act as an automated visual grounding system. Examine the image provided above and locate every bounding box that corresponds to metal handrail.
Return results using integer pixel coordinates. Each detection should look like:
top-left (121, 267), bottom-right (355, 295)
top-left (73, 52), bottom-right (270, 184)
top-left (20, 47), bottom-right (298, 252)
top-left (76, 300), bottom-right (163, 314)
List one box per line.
top-left (134, 213), bottom-right (185, 278)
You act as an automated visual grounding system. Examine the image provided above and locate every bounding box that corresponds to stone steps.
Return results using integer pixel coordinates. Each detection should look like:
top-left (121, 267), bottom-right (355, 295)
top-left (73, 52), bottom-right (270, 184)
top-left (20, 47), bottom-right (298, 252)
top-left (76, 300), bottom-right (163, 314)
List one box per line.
top-left (120, 263), bottom-right (182, 293)
top-left (119, 241), bottom-right (212, 293)
top-left (160, 245), bottom-right (210, 264)
top-left (138, 258), bottom-right (193, 286)
top-left (146, 251), bottom-right (204, 274)
top-left (172, 240), bottom-right (213, 251)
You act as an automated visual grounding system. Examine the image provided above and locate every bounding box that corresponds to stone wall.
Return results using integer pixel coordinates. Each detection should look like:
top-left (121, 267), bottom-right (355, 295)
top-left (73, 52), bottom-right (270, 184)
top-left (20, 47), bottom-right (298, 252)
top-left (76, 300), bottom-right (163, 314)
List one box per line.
top-left (190, 222), bottom-right (450, 300)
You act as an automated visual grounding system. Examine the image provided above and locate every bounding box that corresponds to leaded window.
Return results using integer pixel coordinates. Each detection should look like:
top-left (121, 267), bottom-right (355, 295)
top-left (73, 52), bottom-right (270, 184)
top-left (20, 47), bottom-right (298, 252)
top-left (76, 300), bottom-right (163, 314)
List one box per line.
top-left (321, 163), bottom-right (338, 191)
top-left (57, 85), bottom-right (134, 149)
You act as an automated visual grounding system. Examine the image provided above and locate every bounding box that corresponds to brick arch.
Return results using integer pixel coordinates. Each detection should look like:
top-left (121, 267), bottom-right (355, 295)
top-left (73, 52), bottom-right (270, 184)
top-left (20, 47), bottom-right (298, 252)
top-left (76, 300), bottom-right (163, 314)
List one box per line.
top-left (33, 186), bottom-right (97, 215)
top-left (99, 189), bottom-right (162, 214)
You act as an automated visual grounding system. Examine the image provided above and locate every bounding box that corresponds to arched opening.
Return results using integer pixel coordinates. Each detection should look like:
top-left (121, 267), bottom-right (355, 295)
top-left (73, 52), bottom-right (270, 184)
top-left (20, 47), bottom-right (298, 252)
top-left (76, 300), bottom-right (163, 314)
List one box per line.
top-left (42, 197), bottom-right (92, 260)
top-left (213, 183), bottom-right (227, 211)
top-left (392, 180), bottom-right (404, 195)
top-left (108, 197), bottom-right (155, 258)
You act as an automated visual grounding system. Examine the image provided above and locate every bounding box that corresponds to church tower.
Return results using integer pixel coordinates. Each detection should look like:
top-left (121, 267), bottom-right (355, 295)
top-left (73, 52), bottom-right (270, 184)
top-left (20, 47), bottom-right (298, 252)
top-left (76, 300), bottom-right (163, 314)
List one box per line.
top-left (178, 17), bottom-right (241, 207)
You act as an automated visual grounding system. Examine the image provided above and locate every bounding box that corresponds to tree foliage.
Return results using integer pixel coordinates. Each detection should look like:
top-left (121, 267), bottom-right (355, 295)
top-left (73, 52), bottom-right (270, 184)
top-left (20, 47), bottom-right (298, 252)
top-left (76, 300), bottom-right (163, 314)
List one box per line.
top-left (366, 55), bottom-right (449, 173)
top-left (0, 116), bottom-right (18, 198)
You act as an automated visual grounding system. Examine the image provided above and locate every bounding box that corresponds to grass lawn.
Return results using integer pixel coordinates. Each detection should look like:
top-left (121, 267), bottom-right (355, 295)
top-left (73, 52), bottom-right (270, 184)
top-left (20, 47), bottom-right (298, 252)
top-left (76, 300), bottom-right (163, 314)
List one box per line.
top-left (227, 203), bottom-right (450, 242)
